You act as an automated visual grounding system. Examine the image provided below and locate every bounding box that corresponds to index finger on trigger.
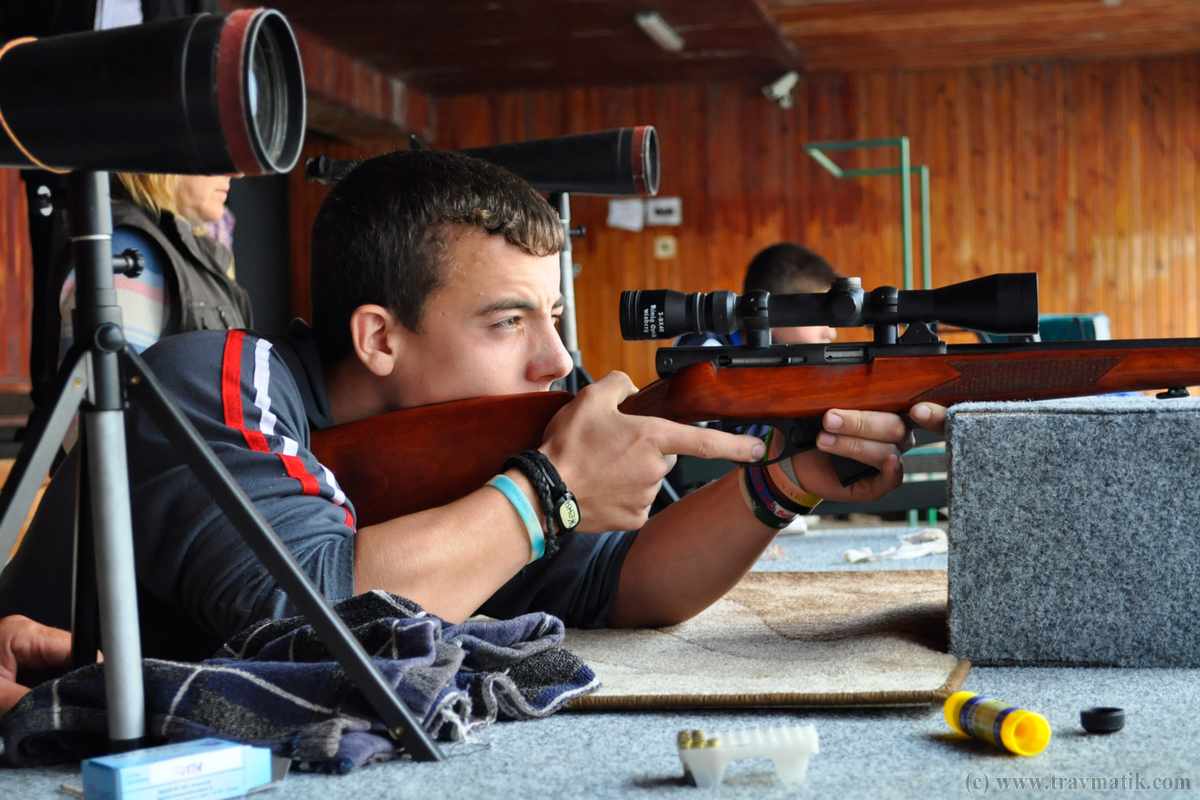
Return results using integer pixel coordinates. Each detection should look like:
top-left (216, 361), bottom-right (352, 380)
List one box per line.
top-left (654, 420), bottom-right (766, 463)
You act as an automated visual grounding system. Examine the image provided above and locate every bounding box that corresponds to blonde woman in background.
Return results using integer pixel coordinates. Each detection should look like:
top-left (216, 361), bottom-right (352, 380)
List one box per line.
top-left (57, 172), bottom-right (252, 356)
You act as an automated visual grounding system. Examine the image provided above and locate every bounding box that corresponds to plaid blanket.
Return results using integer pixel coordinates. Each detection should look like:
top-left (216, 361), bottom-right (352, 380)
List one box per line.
top-left (2, 591), bottom-right (599, 773)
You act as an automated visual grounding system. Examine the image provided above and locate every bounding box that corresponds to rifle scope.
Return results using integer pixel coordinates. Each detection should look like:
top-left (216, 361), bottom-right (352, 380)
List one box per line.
top-left (0, 9), bottom-right (304, 175)
top-left (619, 273), bottom-right (1039, 340)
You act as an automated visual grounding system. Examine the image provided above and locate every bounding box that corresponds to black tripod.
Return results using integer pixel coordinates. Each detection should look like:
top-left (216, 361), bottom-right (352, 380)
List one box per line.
top-left (0, 171), bottom-right (441, 760)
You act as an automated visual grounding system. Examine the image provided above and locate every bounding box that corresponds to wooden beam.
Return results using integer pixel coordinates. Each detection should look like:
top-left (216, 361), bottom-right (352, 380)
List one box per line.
top-left (746, 0), bottom-right (802, 68)
top-left (295, 28), bottom-right (434, 146)
top-left (221, 0), bottom-right (434, 145)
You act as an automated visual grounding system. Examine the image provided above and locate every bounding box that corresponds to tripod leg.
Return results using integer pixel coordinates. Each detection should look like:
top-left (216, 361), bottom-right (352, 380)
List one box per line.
top-left (83, 407), bottom-right (145, 751)
top-left (0, 351), bottom-right (88, 565)
top-left (124, 347), bottom-right (443, 762)
top-left (71, 432), bottom-right (100, 670)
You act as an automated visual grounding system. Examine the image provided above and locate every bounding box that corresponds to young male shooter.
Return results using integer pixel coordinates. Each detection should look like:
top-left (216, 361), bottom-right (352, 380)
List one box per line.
top-left (0, 150), bottom-right (946, 660)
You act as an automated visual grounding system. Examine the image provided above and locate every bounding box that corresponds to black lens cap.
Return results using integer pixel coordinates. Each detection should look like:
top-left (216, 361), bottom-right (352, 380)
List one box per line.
top-left (1081, 707), bottom-right (1125, 733)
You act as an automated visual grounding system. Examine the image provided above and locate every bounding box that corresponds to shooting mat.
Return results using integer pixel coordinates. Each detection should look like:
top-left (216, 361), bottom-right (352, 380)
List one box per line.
top-left (565, 570), bottom-right (967, 710)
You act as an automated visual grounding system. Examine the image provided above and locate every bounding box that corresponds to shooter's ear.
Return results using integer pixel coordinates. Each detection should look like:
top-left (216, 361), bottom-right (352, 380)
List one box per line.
top-left (348, 304), bottom-right (400, 377)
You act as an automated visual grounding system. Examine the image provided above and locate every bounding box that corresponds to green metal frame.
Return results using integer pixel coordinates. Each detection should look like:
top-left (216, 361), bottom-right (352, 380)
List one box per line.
top-left (804, 137), bottom-right (931, 291)
top-left (806, 137), bottom-right (938, 526)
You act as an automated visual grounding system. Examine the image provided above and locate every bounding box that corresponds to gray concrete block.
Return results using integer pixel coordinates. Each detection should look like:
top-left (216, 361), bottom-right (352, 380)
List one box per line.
top-left (946, 396), bottom-right (1200, 667)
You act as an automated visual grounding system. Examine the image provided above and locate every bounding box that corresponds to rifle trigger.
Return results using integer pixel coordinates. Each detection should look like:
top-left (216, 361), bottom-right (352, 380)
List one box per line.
top-left (717, 418), bottom-right (822, 465)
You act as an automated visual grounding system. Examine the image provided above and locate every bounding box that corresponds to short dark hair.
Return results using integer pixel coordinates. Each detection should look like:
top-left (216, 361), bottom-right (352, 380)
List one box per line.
top-left (309, 149), bottom-right (563, 362)
top-left (742, 243), bottom-right (840, 295)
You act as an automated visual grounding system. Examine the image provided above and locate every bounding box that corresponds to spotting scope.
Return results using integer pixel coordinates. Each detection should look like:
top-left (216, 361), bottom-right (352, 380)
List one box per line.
top-left (0, 9), bottom-right (305, 175)
top-left (306, 126), bottom-right (660, 197)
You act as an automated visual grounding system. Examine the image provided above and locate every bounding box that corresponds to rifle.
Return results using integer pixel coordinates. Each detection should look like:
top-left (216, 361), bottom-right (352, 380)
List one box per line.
top-left (311, 273), bottom-right (1200, 527)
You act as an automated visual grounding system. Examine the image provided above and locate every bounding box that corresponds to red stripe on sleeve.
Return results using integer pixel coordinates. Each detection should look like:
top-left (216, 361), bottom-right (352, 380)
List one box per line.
top-left (221, 330), bottom-right (246, 429)
top-left (280, 454), bottom-right (321, 495)
top-left (222, 330), bottom-right (323, 499)
top-left (222, 330), bottom-right (270, 452)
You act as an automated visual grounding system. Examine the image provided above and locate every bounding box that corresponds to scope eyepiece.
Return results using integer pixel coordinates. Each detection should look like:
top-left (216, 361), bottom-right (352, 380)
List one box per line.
top-left (619, 290), bottom-right (738, 340)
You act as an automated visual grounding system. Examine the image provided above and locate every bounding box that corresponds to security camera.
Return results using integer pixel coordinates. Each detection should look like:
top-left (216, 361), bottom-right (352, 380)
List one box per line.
top-left (762, 70), bottom-right (799, 109)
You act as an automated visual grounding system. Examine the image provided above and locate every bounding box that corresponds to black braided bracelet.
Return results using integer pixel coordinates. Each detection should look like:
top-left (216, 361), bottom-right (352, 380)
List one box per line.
top-left (503, 452), bottom-right (561, 557)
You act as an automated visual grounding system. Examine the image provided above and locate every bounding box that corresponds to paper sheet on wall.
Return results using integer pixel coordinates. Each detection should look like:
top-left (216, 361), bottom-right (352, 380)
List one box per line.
top-left (607, 198), bottom-right (645, 231)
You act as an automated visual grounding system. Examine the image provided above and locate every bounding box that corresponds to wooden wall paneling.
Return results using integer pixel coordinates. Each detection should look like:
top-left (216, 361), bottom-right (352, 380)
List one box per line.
top-left (1180, 58), bottom-right (1199, 336)
top-left (943, 69), bottom-right (969, 287)
top-left (337, 53), bottom-right (1200, 385)
top-left (864, 71), bottom-right (902, 293)
top-left (1056, 63), bottom-right (1078, 309)
top-left (1080, 64), bottom-right (1099, 316)
top-left (995, 66), bottom-right (1017, 278)
top-left (1049, 64), bottom-right (1074, 313)
top-left (287, 133), bottom-right (410, 326)
top-left (1160, 57), bottom-right (1189, 338)
top-left (1013, 65), bottom-right (1038, 278)
top-left (1164, 58), bottom-right (1186, 337)
top-left (1143, 57), bottom-right (1171, 336)
top-left (968, 67), bottom-right (994, 281)
top-left (1126, 61), bottom-right (1147, 337)
top-left (705, 83), bottom-right (741, 290)
top-left (0, 171), bottom-right (31, 391)
top-left (1105, 60), bottom-right (1133, 336)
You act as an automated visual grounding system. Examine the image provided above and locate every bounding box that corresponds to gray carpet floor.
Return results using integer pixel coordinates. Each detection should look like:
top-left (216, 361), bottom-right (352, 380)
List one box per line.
top-left (3, 523), bottom-right (1195, 799)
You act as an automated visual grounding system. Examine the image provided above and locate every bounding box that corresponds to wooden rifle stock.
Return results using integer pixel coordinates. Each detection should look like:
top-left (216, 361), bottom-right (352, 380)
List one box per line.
top-left (311, 339), bottom-right (1200, 527)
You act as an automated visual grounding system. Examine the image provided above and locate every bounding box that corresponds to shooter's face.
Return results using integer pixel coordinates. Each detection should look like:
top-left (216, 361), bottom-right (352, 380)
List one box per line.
top-left (388, 226), bottom-right (573, 408)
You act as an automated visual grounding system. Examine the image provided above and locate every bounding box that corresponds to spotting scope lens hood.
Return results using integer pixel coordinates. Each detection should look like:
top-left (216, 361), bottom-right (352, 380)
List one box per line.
top-left (0, 9), bottom-right (305, 175)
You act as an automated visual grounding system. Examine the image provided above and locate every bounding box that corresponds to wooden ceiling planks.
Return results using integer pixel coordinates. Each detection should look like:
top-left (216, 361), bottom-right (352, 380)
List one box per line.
top-left (251, 1), bottom-right (1200, 96)
top-left (768, 0), bottom-right (1200, 73)
top-left (264, 0), bottom-right (797, 95)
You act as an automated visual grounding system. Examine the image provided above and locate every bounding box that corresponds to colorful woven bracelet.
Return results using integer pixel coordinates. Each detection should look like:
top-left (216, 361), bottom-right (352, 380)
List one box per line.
top-left (765, 460), bottom-right (824, 513)
top-left (741, 465), bottom-right (797, 529)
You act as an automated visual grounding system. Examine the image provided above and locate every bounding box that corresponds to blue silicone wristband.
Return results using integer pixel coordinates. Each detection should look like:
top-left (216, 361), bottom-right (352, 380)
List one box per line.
top-left (486, 474), bottom-right (546, 563)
